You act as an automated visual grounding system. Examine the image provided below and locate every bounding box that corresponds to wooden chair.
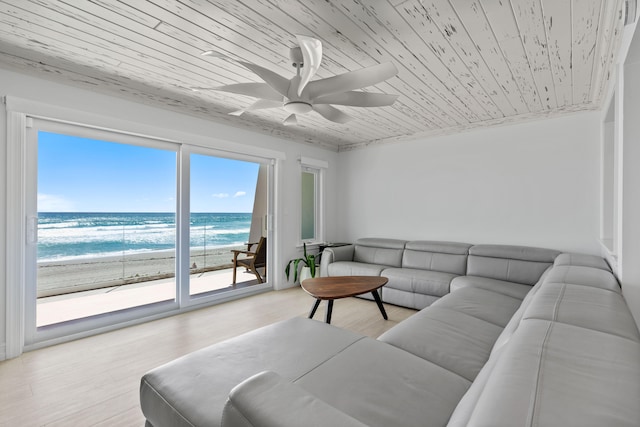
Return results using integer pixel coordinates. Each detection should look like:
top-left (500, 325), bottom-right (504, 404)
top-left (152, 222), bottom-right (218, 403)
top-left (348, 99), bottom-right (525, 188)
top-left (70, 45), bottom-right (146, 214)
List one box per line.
top-left (231, 237), bottom-right (267, 284)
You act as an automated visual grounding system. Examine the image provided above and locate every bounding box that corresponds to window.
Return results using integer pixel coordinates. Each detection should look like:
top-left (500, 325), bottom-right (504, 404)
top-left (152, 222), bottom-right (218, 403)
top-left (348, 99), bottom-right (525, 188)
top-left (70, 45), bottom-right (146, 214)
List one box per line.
top-left (32, 129), bottom-right (178, 329)
top-left (7, 109), bottom-right (275, 350)
top-left (301, 168), bottom-right (317, 241)
top-left (300, 157), bottom-right (327, 245)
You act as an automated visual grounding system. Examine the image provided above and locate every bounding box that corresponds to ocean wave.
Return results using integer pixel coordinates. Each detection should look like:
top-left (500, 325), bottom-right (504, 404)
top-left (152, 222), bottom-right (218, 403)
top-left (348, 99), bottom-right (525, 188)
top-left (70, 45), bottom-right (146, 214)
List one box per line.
top-left (36, 212), bottom-right (252, 260)
top-left (37, 247), bottom-right (177, 263)
top-left (39, 225), bottom-right (250, 242)
top-left (38, 220), bottom-right (81, 229)
top-left (189, 227), bottom-right (251, 235)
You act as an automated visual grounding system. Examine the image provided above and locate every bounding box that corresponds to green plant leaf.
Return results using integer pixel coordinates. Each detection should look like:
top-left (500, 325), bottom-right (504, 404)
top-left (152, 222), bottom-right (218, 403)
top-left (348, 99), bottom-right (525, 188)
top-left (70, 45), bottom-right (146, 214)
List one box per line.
top-left (293, 258), bottom-right (301, 283)
top-left (309, 254), bottom-right (316, 277)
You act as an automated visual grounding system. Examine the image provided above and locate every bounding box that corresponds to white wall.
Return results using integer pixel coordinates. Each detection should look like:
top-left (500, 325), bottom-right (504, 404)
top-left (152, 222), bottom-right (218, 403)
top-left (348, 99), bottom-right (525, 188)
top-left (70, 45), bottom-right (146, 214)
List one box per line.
top-left (0, 67), bottom-right (339, 358)
top-left (336, 113), bottom-right (602, 254)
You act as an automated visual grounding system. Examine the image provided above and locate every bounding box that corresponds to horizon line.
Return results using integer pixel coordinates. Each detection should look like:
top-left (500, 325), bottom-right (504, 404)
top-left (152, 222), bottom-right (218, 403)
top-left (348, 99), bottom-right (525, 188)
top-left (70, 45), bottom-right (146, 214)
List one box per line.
top-left (37, 211), bottom-right (253, 214)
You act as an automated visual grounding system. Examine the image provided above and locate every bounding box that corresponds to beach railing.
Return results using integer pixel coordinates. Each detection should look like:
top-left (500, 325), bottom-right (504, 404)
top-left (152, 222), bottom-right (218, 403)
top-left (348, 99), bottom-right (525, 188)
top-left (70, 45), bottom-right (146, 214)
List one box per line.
top-left (37, 246), bottom-right (243, 298)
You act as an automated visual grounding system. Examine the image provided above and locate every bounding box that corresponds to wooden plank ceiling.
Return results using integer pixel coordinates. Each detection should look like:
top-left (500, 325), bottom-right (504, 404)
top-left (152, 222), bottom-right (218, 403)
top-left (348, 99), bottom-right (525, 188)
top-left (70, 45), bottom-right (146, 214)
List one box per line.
top-left (0, 0), bottom-right (628, 151)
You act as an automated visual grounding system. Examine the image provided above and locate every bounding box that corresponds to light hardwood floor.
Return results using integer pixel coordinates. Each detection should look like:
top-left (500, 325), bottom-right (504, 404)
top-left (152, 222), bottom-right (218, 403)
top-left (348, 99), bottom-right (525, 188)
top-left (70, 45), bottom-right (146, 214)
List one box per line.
top-left (0, 287), bottom-right (416, 426)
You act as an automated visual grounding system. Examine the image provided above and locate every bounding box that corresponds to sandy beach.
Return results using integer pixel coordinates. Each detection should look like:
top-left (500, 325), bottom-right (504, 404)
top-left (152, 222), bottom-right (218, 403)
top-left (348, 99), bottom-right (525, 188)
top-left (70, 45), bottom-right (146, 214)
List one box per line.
top-left (37, 245), bottom-right (247, 298)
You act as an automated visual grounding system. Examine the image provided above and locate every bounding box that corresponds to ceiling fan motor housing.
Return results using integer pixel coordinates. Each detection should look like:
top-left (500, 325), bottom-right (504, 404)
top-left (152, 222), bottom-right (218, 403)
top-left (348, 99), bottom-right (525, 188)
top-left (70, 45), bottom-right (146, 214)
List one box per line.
top-left (283, 101), bottom-right (313, 114)
top-left (284, 75), bottom-right (312, 114)
top-left (290, 46), bottom-right (304, 68)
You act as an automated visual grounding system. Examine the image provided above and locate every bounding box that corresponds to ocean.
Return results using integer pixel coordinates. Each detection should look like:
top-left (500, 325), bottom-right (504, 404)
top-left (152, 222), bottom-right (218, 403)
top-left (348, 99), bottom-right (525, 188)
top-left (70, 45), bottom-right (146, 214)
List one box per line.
top-left (37, 212), bottom-right (252, 262)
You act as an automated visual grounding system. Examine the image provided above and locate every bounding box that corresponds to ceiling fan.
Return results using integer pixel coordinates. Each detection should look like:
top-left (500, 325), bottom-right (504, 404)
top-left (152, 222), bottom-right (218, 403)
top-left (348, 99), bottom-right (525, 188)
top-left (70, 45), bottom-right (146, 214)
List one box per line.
top-left (198, 35), bottom-right (399, 126)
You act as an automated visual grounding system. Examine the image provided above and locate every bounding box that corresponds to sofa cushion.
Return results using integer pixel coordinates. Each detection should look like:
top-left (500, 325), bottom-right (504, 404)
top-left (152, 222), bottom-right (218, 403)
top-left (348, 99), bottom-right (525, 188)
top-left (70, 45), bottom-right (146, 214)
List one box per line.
top-left (327, 261), bottom-right (386, 277)
top-left (445, 341), bottom-right (505, 427)
top-left (295, 337), bottom-right (471, 427)
top-left (489, 272), bottom-right (549, 357)
top-left (401, 241), bottom-right (471, 275)
top-left (402, 267), bottom-right (535, 427)
top-left (379, 306), bottom-right (503, 381)
top-left (431, 287), bottom-right (523, 327)
top-left (140, 318), bottom-right (364, 427)
top-left (353, 238), bottom-right (406, 267)
top-left (450, 276), bottom-right (533, 300)
top-left (382, 267), bottom-right (457, 297)
top-left (460, 319), bottom-right (640, 427)
top-left (466, 244), bottom-right (559, 285)
top-left (380, 287), bottom-right (439, 310)
top-left (222, 371), bottom-right (368, 427)
top-left (522, 282), bottom-right (640, 341)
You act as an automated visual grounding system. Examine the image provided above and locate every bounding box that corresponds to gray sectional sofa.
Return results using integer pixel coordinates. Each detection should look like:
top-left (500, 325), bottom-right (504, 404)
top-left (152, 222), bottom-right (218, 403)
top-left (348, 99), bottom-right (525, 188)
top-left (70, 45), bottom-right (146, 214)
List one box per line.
top-left (140, 241), bottom-right (640, 427)
top-left (321, 238), bottom-right (558, 309)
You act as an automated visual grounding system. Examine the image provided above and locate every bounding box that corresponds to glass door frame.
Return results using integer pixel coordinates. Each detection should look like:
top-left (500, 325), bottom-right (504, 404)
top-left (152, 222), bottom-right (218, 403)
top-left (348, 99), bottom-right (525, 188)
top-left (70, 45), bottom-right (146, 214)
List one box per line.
top-left (24, 118), bottom-right (182, 346)
top-left (4, 96), bottom-right (283, 358)
top-left (18, 120), bottom-right (275, 349)
top-left (179, 145), bottom-right (273, 307)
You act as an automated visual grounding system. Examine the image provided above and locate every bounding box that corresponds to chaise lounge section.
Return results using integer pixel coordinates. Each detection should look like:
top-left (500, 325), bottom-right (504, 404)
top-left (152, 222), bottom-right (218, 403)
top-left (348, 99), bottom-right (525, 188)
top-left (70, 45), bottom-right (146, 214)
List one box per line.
top-left (140, 242), bottom-right (640, 427)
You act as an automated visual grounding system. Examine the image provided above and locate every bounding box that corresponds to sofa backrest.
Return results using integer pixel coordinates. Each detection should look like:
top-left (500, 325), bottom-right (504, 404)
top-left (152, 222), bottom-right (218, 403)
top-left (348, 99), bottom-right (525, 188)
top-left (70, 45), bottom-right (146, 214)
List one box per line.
top-left (353, 238), bottom-right (406, 267)
top-left (466, 244), bottom-right (560, 285)
top-left (402, 241), bottom-right (472, 275)
top-left (553, 252), bottom-right (612, 271)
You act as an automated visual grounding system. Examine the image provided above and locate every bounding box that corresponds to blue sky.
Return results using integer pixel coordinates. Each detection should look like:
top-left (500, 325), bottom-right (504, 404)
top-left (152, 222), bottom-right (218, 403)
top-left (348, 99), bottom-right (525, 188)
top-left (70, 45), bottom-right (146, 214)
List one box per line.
top-left (38, 132), bottom-right (259, 213)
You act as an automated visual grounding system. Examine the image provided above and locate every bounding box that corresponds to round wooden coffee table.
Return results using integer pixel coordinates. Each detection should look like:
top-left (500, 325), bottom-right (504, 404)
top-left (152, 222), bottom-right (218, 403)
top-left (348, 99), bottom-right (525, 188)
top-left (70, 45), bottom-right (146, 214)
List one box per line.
top-left (301, 276), bottom-right (388, 324)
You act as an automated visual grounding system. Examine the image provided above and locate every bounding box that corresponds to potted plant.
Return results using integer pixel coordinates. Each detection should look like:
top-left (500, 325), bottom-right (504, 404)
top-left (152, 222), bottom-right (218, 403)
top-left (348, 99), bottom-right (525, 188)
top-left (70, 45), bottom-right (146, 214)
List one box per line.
top-left (285, 243), bottom-right (317, 283)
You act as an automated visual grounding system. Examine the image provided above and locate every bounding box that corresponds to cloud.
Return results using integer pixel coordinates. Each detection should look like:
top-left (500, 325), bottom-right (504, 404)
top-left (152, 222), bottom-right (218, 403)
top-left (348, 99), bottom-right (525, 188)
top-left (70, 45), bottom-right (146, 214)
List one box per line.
top-left (233, 191), bottom-right (247, 198)
top-left (38, 194), bottom-right (75, 212)
top-left (212, 193), bottom-right (229, 198)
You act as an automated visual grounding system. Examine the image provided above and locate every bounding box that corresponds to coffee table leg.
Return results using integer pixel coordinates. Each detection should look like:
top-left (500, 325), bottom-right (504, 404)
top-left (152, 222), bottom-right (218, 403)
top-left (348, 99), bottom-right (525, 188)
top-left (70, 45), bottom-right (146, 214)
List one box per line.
top-left (371, 290), bottom-right (388, 320)
top-left (325, 300), bottom-right (334, 324)
top-left (309, 299), bottom-right (321, 319)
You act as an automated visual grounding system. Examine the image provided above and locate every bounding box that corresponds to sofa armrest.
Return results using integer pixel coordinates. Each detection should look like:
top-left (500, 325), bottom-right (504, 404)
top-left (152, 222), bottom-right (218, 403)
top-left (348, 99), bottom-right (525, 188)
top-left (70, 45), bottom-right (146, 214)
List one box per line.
top-left (221, 371), bottom-right (368, 427)
top-left (320, 245), bottom-right (354, 277)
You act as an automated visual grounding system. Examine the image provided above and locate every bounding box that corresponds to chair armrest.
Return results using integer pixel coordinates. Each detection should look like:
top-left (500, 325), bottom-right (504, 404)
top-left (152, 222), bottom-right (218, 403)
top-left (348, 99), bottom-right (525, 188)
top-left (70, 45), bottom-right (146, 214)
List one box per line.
top-left (245, 241), bottom-right (260, 250)
top-left (221, 371), bottom-right (368, 427)
top-left (320, 245), bottom-right (355, 277)
top-left (232, 250), bottom-right (255, 256)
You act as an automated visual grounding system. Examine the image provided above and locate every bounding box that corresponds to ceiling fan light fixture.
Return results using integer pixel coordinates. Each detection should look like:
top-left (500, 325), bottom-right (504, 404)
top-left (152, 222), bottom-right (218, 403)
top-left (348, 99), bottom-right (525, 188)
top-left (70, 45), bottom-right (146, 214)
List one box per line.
top-left (283, 101), bottom-right (313, 114)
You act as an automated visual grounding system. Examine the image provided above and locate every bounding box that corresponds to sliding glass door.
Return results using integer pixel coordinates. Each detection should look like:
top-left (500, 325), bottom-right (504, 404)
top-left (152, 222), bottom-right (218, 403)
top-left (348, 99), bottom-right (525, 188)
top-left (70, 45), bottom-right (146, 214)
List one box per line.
top-left (24, 119), bottom-right (272, 346)
top-left (188, 151), bottom-right (266, 297)
top-left (28, 124), bottom-right (178, 333)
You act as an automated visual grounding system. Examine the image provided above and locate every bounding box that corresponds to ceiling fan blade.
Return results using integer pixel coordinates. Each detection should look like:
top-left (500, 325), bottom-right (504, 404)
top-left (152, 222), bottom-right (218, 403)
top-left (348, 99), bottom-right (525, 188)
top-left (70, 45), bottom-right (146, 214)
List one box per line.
top-left (307, 62), bottom-right (398, 99)
top-left (296, 35), bottom-right (322, 96)
top-left (229, 99), bottom-right (282, 116)
top-left (236, 61), bottom-right (291, 97)
top-left (283, 114), bottom-right (298, 126)
top-left (313, 105), bottom-right (351, 124)
top-left (210, 83), bottom-right (283, 102)
top-left (201, 50), bottom-right (291, 97)
top-left (246, 99), bottom-right (282, 110)
top-left (313, 91), bottom-right (399, 107)
top-left (201, 50), bottom-right (227, 58)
